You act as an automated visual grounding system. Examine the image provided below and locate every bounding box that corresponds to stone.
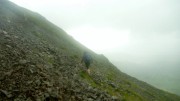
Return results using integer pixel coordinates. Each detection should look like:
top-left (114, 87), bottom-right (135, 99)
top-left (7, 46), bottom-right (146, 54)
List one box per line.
top-left (0, 89), bottom-right (13, 98)
top-left (109, 82), bottom-right (116, 88)
top-left (35, 79), bottom-right (41, 86)
top-left (4, 70), bottom-right (13, 76)
top-left (26, 97), bottom-right (33, 101)
top-left (87, 98), bottom-right (93, 101)
top-left (6, 45), bottom-right (12, 48)
top-left (29, 69), bottom-right (34, 73)
top-left (14, 35), bottom-right (19, 39)
top-left (4, 34), bottom-right (10, 38)
top-left (47, 88), bottom-right (52, 93)
top-left (19, 59), bottom-right (28, 64)
top-left (43, 81), bottom-right (53, 87)
top-left (27, 81), bottom-right (33, 84)
top-left (7, 19), bottom-right (11, 23)
top-left (112, 96), bottom-right (118, 100)
top-left (2, 30), bottom-right (8, 34)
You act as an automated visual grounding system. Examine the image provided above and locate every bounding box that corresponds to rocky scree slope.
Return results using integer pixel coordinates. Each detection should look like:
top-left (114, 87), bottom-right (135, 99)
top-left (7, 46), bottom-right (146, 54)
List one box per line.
top-left (1, 0), bottom-right (180, 101)
top-left (0, 0), bottom-right (121, 100)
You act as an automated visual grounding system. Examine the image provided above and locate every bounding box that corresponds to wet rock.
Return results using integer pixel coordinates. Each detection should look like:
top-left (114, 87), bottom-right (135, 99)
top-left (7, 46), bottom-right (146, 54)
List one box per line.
top-left (36, 98), bottom-right (41, 101)
top-left (14, 98), bottom-right (22, 101)
top-left (6, 44), bottom-right (12, 48)
top-left (112, 96), bottom-right (118, 100)
top-left (7, 19), bottom-right (11, 23)
top-left (2, 30), bottom-right (8, 34)
top-left (109, 82), bottom-right (116, 88)
top-left (19, 59), bottom-right (28, 64)
top-left (87, 98), bottom-right (93, 101)
top-left (27, 81), bottom-right (33, 84)
top-left (26, 97), bottom-right (33, 101)
top-left (14, 35), bottom-right (19, 39)
top-left (29, 68), bottom-right (34, 73)
top-left (44, 64), bottom-right (53, 69)
top-left (4, 34), bottom-right (11, 38)
top-left (43, 81), bottom-right (53, 87)
top-left (35, 79), bottom-right (41, 86)
top-left (4, 70), bottom-right (13, 76)
top-left (0, 89), bottom-right (13, 98)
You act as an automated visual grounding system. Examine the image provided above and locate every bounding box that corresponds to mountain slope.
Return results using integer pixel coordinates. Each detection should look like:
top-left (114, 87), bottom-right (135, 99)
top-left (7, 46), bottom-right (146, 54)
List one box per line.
top-left (0, 0), bottom-right (180, 101)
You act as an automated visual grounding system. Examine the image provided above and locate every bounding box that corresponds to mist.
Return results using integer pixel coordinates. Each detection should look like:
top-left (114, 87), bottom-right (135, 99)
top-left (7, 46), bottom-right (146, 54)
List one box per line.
top-left (105, 33), bottom-right (180, 95)
top-left (10, 0), bottom-right (180, 95)
top-left (110, 20), bottom-right (180, 95)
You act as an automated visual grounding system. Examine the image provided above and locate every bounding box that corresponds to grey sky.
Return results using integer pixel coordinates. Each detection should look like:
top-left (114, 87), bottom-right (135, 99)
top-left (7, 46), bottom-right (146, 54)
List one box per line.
top-left (10, 0), bottom-right (180, 95)
top-left (9, 0), bottom-right (180, 31)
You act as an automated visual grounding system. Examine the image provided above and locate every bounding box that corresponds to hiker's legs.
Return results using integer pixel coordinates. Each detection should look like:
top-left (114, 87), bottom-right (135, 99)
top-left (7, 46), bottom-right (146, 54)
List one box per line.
top-left (87, 68), bottom-right (90, 74)
top-left (85, 62), bottom-right (90, 74)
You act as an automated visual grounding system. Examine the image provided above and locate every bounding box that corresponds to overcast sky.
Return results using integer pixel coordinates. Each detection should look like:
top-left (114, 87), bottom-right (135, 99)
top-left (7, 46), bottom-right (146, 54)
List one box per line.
top-left (9, 0), bottom-right (180, 52)
top-left (9, 0), bottom-right (180, 95)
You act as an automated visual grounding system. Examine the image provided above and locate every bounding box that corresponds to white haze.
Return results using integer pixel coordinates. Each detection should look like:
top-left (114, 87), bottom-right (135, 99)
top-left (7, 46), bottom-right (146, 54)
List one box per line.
top-left (9, 0), bottom-right (180, 95)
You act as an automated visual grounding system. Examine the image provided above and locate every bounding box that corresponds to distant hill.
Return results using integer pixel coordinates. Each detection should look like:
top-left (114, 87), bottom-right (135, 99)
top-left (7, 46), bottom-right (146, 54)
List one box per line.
top-left (0, 0), bottom-right (180, 100)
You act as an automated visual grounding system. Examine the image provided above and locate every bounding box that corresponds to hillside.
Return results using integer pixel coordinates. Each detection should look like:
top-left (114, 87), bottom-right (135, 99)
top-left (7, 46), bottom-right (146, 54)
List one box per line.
top-left (0, 0), bottom-right (180, 101)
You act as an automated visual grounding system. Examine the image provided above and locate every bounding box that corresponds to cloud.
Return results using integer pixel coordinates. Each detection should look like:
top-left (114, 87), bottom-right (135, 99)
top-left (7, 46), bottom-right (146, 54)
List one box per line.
top-left (10, 0), bottom-right (180, 33)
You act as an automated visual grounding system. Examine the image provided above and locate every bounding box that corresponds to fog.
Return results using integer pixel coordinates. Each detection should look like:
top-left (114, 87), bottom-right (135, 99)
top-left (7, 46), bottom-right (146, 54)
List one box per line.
top-left (106, 33), bottom-right (180, 95)
top-left (10, 0), bottom-right (180, 95)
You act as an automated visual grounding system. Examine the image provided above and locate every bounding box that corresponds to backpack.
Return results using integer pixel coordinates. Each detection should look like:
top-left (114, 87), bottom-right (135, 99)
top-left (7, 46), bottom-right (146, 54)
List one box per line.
top-left (83, 52), bottom-right (92, 63)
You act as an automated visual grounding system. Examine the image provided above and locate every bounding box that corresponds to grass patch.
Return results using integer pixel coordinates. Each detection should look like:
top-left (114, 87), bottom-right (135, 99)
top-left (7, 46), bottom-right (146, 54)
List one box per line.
top-left (79, 71), bottom-right (98, 87)
top-left (79, 70), bottom-right (123, 99)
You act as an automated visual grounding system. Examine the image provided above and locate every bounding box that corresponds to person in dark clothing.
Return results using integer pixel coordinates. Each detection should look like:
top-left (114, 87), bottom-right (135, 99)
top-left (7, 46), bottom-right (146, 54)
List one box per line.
top-left (81, 51), bottom-right (92, 74)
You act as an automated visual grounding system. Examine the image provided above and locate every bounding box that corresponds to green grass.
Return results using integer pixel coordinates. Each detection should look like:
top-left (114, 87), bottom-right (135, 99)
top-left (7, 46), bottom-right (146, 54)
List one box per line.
top-left (79, 71), bottom-right (97, 87)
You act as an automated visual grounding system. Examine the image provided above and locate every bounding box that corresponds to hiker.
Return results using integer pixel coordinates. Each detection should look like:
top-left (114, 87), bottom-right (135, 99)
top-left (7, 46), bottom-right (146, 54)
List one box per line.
top-left (81, 51), bottom-right (92, 74)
